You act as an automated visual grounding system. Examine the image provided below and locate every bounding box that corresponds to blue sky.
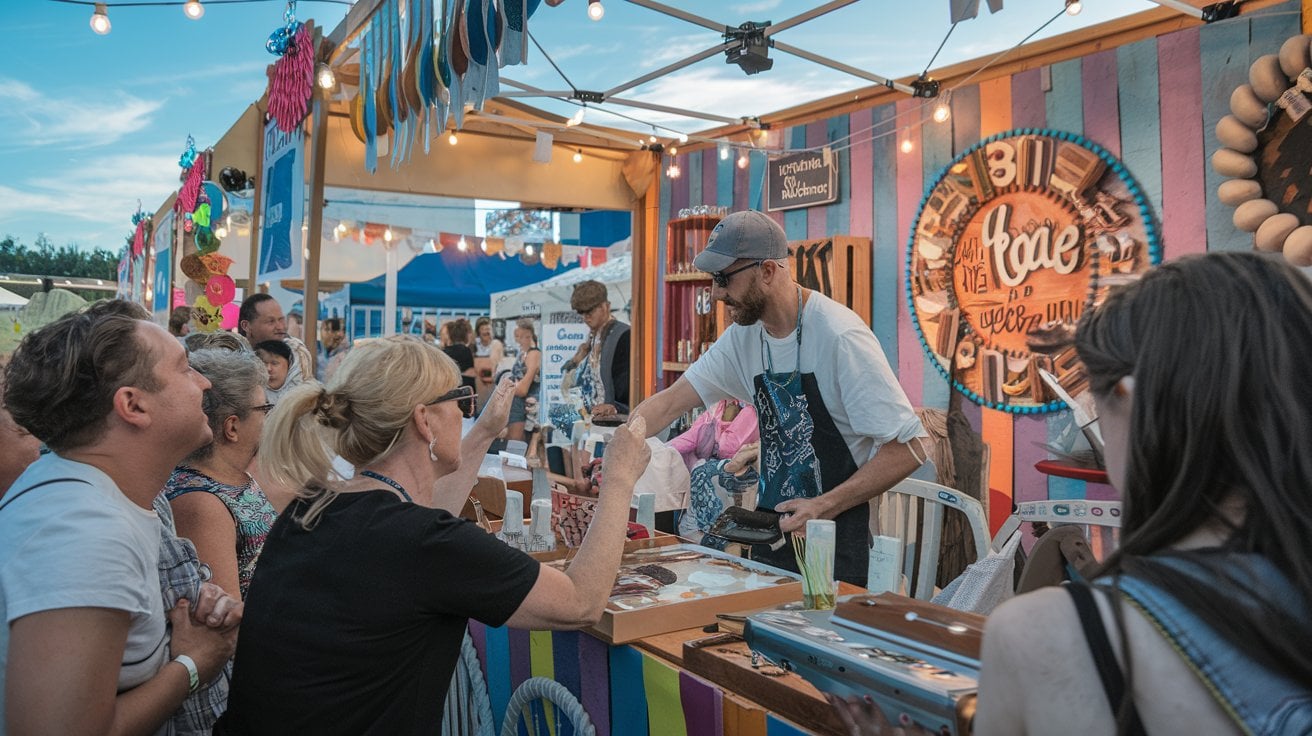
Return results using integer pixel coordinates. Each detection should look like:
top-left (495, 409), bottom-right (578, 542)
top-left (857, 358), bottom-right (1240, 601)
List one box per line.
top-left (0, 0), bottom-right (1158, 252)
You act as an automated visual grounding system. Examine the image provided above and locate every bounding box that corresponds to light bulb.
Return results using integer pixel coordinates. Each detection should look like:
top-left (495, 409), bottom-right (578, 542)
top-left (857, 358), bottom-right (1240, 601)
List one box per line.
top-left (316, 64), bottom-right (336, 90)
top-left (90, 3), bottom-right (111, 34)
top-left (649, 134), bottom-right (658, 144)
top-left (384, 228), bottom-right (394, 242)
top-left (900, 137), bottom-right (913, 154)
top-left (526, 244), bottom-right (536, 256)
top-left (587, 0), bottom-right (604, 21)
top-left (677, 132), bottom-right (689, 143)
top-left (183, 0), bottom-right (204, 20)
top-left (933, 101), bottom-right (951, 124)
top-left (668, 146), bottom-right (678, 156)
top-left (214, 225), bottom-right (228, 239)
top-left (448, 131), bottom-right (458, 145)
top-left (737, 153), bottom-right (749, 169)
top-left (458, 237), bottom-right (468, 251)
top-left (1065, 0), bottom-right (1082, 14)
top-left (573, 150), bottom-right (583, 163)
top-left (667, 163), bottom-right (681, 178)
top-left (567, 107), bottom-right (585, 127)
top-left (719, 143), bottom-right (730, 161)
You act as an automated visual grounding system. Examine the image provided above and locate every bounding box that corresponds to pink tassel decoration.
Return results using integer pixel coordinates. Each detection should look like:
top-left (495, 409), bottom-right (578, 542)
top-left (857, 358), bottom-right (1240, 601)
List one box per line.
top-left (176, 160), bottom-right (204, 215)
top-left (131, 219), bottom-right (146, 258)
top-left (267, 22), bottom-right (316, 133)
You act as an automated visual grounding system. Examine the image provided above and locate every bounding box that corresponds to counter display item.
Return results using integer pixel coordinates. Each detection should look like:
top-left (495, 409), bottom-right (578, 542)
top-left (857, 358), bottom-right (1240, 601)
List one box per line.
top-left (745, 593), bottom-right (984, 736)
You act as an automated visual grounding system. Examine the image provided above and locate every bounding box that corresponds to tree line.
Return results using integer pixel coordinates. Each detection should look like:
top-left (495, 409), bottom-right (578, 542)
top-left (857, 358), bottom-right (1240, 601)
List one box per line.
top-left (0, 235), bottom-right (120, 280)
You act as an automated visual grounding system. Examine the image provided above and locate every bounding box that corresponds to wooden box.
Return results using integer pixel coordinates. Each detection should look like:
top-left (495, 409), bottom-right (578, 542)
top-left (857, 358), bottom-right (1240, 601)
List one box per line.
top-left (484, 518), bottom-right (680, 563)
top-left (588, 544), bottom-right (803, 645)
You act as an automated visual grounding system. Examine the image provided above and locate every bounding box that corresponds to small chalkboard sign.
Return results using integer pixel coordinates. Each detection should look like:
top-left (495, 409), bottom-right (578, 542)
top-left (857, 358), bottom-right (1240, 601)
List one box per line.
top-left (766, 149), bottom-right (839, 212)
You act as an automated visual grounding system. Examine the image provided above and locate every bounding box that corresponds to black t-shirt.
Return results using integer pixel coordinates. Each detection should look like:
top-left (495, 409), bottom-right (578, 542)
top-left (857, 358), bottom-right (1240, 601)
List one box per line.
top-left (442, 343), bottom-right (475, 372)
top-left (215, 491), bottom-right (540, 735)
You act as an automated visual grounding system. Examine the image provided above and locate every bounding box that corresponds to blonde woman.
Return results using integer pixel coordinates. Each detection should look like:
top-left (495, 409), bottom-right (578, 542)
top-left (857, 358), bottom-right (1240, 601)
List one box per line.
top-left (216, 335), bottom-right (650, 735)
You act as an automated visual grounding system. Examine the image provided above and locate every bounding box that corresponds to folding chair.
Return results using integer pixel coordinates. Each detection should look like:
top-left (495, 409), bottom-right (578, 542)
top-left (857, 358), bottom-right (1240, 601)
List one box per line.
top-left (869, 479), bottom-right (991, 600)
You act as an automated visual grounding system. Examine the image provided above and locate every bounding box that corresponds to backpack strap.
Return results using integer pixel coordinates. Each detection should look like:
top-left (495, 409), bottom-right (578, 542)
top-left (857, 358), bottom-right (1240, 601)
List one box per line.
top-left (1067, 581), bottom-right (1149, 736)
top-left (0, 478), bottom-right (92, 512)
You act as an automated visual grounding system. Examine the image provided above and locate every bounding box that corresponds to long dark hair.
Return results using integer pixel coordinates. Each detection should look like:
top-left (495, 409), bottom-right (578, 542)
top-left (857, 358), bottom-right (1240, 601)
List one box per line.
top-left (1075, 251), bottom-right (1312, 686)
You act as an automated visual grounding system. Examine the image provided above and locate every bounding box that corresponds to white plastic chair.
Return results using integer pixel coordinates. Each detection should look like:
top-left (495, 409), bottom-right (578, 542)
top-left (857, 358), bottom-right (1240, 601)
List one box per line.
top-left (1011, 498), bottom-right (1123, 561)
top-left (869, 479), bottom-right (991, 600)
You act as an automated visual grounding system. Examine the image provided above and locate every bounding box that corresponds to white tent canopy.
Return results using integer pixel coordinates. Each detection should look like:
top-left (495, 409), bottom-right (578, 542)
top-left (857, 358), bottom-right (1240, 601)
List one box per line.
top-left (490, 250), bottom-right (632, 321)
top-left (0, 286), bottom-right (29, 308)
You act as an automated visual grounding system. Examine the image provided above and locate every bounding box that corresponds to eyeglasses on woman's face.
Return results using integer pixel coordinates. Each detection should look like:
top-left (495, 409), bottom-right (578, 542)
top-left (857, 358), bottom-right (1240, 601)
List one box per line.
top-left (711, 260), bottom-right (763, 289)
top-left (426, 385), bottom-right (477, 418)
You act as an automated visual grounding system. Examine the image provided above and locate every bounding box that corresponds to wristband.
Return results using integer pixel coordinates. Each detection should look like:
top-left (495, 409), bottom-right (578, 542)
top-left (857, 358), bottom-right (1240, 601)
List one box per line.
top-left (173, 654), bottom-right (200, 694)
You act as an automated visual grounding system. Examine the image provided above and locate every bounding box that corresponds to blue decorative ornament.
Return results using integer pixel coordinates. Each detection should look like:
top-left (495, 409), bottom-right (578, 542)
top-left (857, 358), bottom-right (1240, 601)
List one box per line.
top-left (266, 0), bottom-right (302, 56)
top-left (179, 135), bottom-right (198, 169)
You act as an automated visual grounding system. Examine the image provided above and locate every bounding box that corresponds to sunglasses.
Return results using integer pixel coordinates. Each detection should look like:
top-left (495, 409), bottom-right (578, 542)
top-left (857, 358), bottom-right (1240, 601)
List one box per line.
top-left (711, 260), bottom-right (763, 289)
top-left (427, 385), bottom-right (478, 418)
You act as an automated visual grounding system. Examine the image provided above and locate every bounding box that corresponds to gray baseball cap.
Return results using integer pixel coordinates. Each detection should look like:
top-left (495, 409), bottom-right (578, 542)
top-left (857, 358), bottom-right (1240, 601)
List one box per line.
top-left (693, 210), bottom-right (788, 274)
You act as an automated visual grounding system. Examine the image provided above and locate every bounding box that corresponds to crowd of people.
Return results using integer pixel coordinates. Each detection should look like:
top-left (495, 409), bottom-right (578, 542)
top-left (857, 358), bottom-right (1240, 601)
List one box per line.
top-left (2, 208), bottom-right (1309, 735)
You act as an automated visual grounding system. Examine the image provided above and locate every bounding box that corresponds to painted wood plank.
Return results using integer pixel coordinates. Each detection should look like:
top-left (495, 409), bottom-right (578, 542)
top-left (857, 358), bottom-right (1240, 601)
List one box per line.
top-left (717, 145), bottom-right (735, 207)
top-left (722, 694), bottom-right (767, 736)
top-left (847, 107), bottom-right (874, 240)
top-left (1082, 48), bottom-right (1122, 158)
top-left (827, 114), bottom-right (852, 238)
top-left (1041, 57), bottom-right (1088, 503)
top-left (766, 715), bottom-right (813, 735)
top-left (951, 84), bottom-right (982, 157)
top-left (658, 157), bottom-right (674, 390)
top-left (976, 74), bottom-right (1016, 525)
top-left (920, 93), bottom-right (956, 411)
top-left (509, 627), bottom-right (532, 692)
top-left (484, 625), bottom-right (513, 734)
top-left (978, 76), bottom-right (1012, 137)
top-left (1199, 18), bottom-right (1255, 252)
top-left (1117, 38), bottom-right (1164, 232)
top-left (701, 148), bottom-right (717, 208)
top-left (749, 149), bottom-right (767, 212)
top-left (578, 634), bottom-right (611, 736)
top-left (609, 644), bottom-right (648, 735)
top-left (529, 629), bottom-right (555, 682)
top-left (1250, 4), bottom-right (1302, 64)
top-left (552, 631), bottom-right (582, 700)
top-left (870, 104), bottom-right (899, 368)
top-left (671, 152), bottom-right (691, 218)
top-left (1013, 414), bottom-right (1051, 505)
top-left (1011, 68), bottom-right (1046, 129)
top-left (680, 672), bottom-right (722, 736)
top-left (1045, 59), bottom-right (1084, 134)
top-left (733, 145), bottom-right (749, 212)
top-left (642, 653), bottom-right (689, 736)
top-left (785, 126), bottom-right (809, 239)
top-left (689, 148), bottom-right (704, 207)
top-left (1157, 27), bottom-right (1207, 260)
top-left (894, 98), bottom-right (925, 408)
top-left (808, 120), bottom-right (828, 238)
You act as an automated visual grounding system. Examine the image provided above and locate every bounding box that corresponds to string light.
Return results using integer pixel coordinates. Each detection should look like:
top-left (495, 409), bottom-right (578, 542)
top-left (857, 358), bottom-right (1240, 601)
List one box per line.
top-left (668, 146), bottom-right (678, 156)
top-left (677, 133), bottom-right (689, 144)
top-left (900, 129), bottom-right (914, 154)
top-left (89, 3), bottom-right (110, 34)
top-left (648, 132), bottom-right (658, 144)
top-left (457, 236), bottom-right (468, 251)
top-left (719, 143), bottom-right (730, 161)
top-left (183, 0), bottom-right (204, 20)
top-left (383, 228), bottom-right (394, 242)
top-left (526, 244), bottom-right (536, 256)
top-left (567, 106), bottom-right (586, 127)
top-left (933, 98), bottom-right (951, 124)
top-left (448, 130), bottom-right (458, 145)
top-left (316, 64), bottom-right (336, 90)
top-left (573, 149), bottom-right (583, 163)
top-left (587, 0), bottom-right (604, 21)
top-left (214, 224), bottom-right (228, 239)
top-left (667, 162), bottom-right (681, 178)
top-left (1064, 0), bottom-right (1082, 14)
top-left (737, 152), bottom-right (749, 169)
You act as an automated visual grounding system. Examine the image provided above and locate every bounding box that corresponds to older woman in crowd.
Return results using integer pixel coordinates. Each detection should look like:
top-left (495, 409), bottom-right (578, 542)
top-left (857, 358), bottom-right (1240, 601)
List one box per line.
top-left (505, 317), bottom-right (541, 447)
top-left (215, 335), bottom-right (650, 735)
top-left (166, 349), bottom-right (278, 600)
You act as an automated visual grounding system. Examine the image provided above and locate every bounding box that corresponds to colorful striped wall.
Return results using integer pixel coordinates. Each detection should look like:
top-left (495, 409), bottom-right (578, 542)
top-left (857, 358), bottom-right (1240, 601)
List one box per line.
top-left (656, 7), bottom-right (1303, 524)
top-left (469, 623), bottom-right (812, 736)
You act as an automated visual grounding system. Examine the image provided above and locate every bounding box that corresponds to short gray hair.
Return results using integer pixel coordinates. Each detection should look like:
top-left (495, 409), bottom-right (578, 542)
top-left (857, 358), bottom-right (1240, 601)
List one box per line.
top-left (185, 348), bottom-right (268, 461)
top-left (184, 330), bottom-right (252, 354)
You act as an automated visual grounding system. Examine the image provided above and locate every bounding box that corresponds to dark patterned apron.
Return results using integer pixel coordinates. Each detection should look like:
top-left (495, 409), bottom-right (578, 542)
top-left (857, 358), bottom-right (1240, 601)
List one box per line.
top-left (751, 288), bottom-right (868, 585)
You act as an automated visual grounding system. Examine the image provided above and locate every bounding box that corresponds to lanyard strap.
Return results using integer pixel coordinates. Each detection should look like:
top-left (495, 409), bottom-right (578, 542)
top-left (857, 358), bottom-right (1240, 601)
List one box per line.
top-left (762, 287), bottom-right (804, 378)
top-left (359, 470), bottom-right (413, 503)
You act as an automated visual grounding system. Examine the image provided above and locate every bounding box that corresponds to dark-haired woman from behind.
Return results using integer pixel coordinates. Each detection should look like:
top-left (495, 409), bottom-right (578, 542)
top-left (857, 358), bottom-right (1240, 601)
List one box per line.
top-left (834, 251), bottom-right (1312, 736)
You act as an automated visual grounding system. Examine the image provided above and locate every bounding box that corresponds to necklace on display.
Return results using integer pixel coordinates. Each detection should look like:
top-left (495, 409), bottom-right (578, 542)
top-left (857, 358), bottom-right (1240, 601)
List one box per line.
top-left (359, 470), bottom-right (413, 503)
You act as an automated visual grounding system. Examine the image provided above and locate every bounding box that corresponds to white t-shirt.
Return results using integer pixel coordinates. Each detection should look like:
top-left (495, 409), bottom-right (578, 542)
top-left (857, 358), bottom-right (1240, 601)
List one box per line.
top-left (0, 454), bottom-right (168, 729)
top-left (684, 291), bottom-right (924, 467)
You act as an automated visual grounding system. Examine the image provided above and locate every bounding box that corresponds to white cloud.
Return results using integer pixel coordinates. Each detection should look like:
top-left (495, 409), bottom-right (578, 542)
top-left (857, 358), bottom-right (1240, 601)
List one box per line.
top-left (0, 77), bottom-right (162, 149)
top-left (620, 66), bottom-right (853, 126)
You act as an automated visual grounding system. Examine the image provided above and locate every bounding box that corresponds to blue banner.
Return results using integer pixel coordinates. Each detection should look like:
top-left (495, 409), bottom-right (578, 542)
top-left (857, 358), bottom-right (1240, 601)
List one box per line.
top-left (152, 210), bottom-right (174, 316)
top-left (258, 119), bottom-right (304, 281)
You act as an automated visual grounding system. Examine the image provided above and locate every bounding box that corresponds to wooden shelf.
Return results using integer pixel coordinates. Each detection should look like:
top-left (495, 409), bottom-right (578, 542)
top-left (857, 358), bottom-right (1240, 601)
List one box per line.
top-left (661, 361), bottom-right (691, 372)
top-left (665, 272), bottom-right (711, 283)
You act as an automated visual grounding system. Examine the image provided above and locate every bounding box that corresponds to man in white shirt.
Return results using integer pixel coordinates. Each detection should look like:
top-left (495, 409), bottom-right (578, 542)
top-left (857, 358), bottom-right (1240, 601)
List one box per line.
top-left (632, 211), bottom-right (926, 584)
top-left (1, 301), bottom-right (239, 734)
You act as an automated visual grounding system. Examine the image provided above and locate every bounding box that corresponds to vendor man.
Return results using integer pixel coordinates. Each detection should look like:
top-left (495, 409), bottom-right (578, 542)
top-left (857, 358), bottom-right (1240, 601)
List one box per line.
top-left (563, 280), bottom-right (631, 418)
top-left (632, 211), bottom-right (926, 584)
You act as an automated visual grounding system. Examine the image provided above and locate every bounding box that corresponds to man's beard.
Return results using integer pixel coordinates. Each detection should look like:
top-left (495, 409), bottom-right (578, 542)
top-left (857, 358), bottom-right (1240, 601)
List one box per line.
top-left (726, 281), bottom-right (767, 326)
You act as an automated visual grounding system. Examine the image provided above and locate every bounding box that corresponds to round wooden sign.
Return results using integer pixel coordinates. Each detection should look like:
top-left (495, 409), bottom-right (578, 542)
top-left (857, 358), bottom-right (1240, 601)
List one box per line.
top-left (907, 129), bottom-right (1161, 413)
